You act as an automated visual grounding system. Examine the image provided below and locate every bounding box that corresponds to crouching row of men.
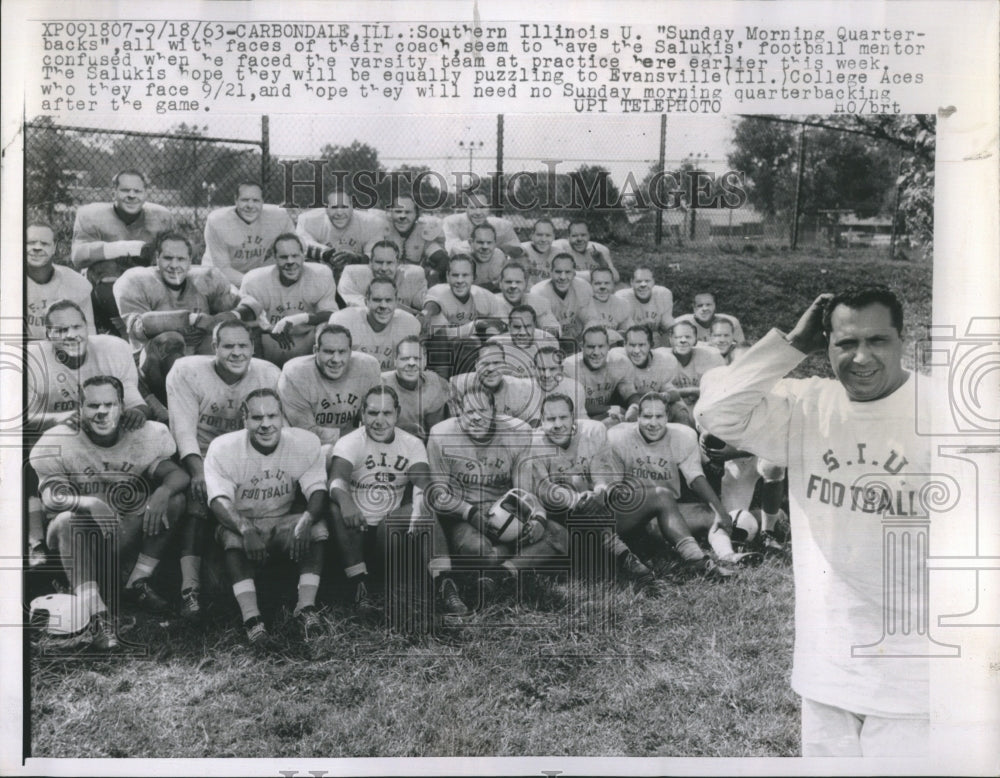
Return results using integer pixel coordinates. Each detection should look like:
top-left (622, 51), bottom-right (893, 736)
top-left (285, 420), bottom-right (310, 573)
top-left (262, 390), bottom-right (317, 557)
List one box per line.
top-left (30, 372), bottom-right (750, 653)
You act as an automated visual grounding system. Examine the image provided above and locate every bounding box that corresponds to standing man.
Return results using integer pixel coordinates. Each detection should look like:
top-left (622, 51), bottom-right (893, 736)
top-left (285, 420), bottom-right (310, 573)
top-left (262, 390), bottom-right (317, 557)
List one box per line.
top-left (239, 233), bottom-right (339, 366)
top-left (530, 254), bottom-right (593, 347)
top-left (380, 336), bottom-right (451, 443)
top-left (296, 188), bottom-right (389, 272)
top-left (337, 240), bottom-right (427, 314)
top-left (30, 376), bottom-right (189, 649)
top-left (328, 279), bottom-right (420, 370)
top-left (493, 262), bottom-right (561, 337)
top-left (205, 388), bottom-right (329, 647)
top-left (576, 267), bottom-right (631, 346)
top-left (552, 220), bottom-right (620, 284)
top-left (276, 323), bottom-right (381, 459)
top-left (329, 386), bottom-right (468, 616)
top-left (71, 169), bottom-right (176, 335)
top-left (696, 286), bottom-right (930, 756)
top-left (166, 320), bottom-right (282, 616)
top-left (202, 181), bottom-right (295, 286)
top-left (25, 222), bottom-right (94, 341)
top-left (674, 292), bottom-right (746, 345)
top-left (615, 266), bottom-right (674, 347)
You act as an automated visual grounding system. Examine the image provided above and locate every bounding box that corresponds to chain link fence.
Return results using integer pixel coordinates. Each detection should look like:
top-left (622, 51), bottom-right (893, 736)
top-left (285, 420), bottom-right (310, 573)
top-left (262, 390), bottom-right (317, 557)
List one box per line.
top-left (24, 113), bottom-right (933, 263)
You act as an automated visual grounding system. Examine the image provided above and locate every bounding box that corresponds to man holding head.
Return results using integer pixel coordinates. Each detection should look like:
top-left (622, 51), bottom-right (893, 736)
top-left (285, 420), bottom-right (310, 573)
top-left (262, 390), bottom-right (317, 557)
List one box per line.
top-left (202, 181), bottom-right (295, 285)
top-left (696, 286), bottom-right (931, 757)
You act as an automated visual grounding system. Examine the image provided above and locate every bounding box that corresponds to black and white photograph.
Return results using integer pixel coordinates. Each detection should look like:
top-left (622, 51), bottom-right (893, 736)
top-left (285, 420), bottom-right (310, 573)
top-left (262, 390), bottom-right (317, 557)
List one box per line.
top-left (2, 1), bottom-right (998, 775)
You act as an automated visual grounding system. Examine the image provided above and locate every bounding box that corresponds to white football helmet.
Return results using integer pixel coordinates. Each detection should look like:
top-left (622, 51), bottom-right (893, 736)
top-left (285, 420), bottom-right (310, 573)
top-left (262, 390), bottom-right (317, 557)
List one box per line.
top-left (485, 488), bottom-right (544, 544)
top-left (729, 509), bottom-right (760, 547)
top-left (29, 593), bottom-right (90, 636)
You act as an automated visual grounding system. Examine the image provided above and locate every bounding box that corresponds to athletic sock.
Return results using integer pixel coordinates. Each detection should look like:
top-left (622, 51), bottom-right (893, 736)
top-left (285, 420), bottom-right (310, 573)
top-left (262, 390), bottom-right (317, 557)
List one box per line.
top-left (76, 580), bottom-right (106, 619)
top-left (295, 573), bottom-right (320, 613)
top-left (180, 555), bottom-right (201, 592)
top-left (761, 511), bottom-right (781, 534)
top-left (603, 533), bottom-right (630, 558)
top-left (344, 562), bottom-right (368, 579)
top-left (126, 553), bottom-right (159, 588)
top-left (232, 579), bottom-right (260, 622)
top-left (675, 536), bottom-right (706, 562)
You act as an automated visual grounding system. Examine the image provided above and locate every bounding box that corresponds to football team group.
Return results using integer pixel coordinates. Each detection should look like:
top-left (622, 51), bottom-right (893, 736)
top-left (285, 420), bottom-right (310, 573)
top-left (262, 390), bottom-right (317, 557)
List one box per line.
top-left (25, 170), bottom-right (793, 651)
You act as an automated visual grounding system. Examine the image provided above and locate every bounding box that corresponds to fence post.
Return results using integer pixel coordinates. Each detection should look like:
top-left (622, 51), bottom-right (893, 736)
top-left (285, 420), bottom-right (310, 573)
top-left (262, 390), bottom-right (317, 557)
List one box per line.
top-left (791, 122), bottom-right (806, 250)
top-left (655, 114), bottom-right (667, 247)
top-left (889, 150), bottom-right (904, 259)
top-left (495, 114), bottom-right (504, 215)
top-left (261, 115), bottom-right (270, 195)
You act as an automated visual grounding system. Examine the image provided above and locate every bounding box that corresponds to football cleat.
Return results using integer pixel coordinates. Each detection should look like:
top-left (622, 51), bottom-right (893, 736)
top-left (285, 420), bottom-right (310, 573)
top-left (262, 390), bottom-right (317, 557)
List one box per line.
top-left (352, 577), bottom-right (379, 616)
top-left (439, 578), bottom-right (470, 617)
top-left (719, 551), bottom-right (764, 568)
top-left (616, 551), bottom-right (655, 589)
top-left (674, 556), bottom-right (736, 582)
top-left (180, 588), bottom-right (202, 620)
top-left (125, 578), bottom-right (172, 614)
top-left (244, 616), bottom-right (275, 651)
top-left (295, 606), bottom-right (324, 640)
top-left (761, 531), bottom-right (788, 558)
top-left (89, 611), bottom-right (119, 652)
top-left (28, 542), bottom-right (49, 569)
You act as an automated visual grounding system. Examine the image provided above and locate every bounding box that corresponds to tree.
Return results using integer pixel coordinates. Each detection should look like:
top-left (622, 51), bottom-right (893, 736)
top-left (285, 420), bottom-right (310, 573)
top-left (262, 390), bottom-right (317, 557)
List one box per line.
top-left (562, 164), bottom-right (627, 241)
top-left (24, 118), bottom-right (74, 220)
top-left (318, 141), bottom-right (383, 207)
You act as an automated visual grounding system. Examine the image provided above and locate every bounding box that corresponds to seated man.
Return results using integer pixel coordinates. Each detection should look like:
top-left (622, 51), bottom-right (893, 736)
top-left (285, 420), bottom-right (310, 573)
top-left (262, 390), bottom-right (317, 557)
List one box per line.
top-left (296, 188), bottom-right (389, 274)
top-left (527, 346), bottom-right (588, 426)
top-left (519, 218), bottom-right (559, 287)
top-left (329, 385), bottom-right (468, 617)
top-left (71, 169), bottom-right (176, 335)
top-left (202, 182), bottom-right (295, 285)
top-left (449, 341), bottom-right (537, 424)
top-left (380, 195), bottom-right (449, 285)
top-left (442, 201), bottom-right (520, 257)
top-left (166, 320), bottom-right (282, 616)
top-left (493, 262), bottom-right (560, 337)
top-left (337, 240), bottom-right (427, 314)
top-left (204, 388), bottom-right (329, 647)
top-left (328, 279), bottom-right (420, 371)
top-left (276, 323), bottom-right (381, 460)
top-left (673, 292), bottom-right (746, 345)
top-left (576, 267), bottom-right (631, 346)
top-left (528, 393), bottom-right (652, 585)
top-left (709, 318), bottom-right (741, 364)
top-left (661, 320), bottom-right (726, 408)
top-left (614, 266), bottom-right (674, 347)
top-left (591, 392), bottom-right (736, 579)
top-left (465, 223), bottom-right (509, 292)
top-left (551, 220), bottom-right (620, 284)
top-left (114, 232), bottom-right (258, 417)
top-left (27, 300), bottom-right (148, 432)
top-left (562, 325), bottom-right (634, 425)
top-left (29, 376), bottom-right (189, 650)
top-left (426, 390), bottom-right (568, 596)
top-left (607, 324), bottom-right (680, 419)
top-left (25, 221), bottom-right (94, 341)
top-left (487, 305), bottom-right (560, 379)
top-left (380, 336), bottom-right (451, 443)
top-left (239, 233), bottom-right (339, 367)
top-left (530, 254), bottom-right (593, 347)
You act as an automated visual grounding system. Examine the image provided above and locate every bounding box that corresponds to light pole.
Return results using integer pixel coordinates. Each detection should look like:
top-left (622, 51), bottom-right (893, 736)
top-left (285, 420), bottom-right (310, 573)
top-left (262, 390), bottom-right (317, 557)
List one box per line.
top-left (458, 139), bottom-right (484, 176)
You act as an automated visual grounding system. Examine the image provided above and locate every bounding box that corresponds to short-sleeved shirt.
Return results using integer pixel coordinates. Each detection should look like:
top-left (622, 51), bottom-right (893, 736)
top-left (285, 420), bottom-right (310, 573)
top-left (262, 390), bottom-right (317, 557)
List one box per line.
top-left (577, 295), bottom-right (632, 338)
top-left (204, 427), bottom-right (326, 519)
top-left (71, 202), bottom-right (176, 270)
top-left (30, 421), bottom-right (176, 516)
top-left (527, 419), bottom-right (608, 494)
top-left (529, 278), bottom-right (593, 343)
top-left (608, 348), bottom-right (678, 397)
top-left (379, 370), bottom-right (450, 441)
top-left (380, 217), bottom-right (445, 265)
top-left (562, 353), bottom-right (633, 419)
top-left (327, 307), bottom-right (420, 370)
top-left (550, 239), bottom-right (614, 277)
top-left (486, 332), bottom-right (560, 379)
top-left (425, 284), bottom-right (504, 328)
top-left (615, 286), bottom-right (675, 333)
top-left (27, 336), bottom-right (145, 420)
top-left (26, 265), bottom-right (95, 341)
top-left (449, 373), bottom-right (538, 424)
top-left (658, 345), bottom-right (726, 395)
top-left (331, 426), bottom-right (428, 523)
top-left (596, 422), bottom-right (704, 500)
top-left (337, 264), bottom-right (427, 311)
top-left (518, 242), bottom-right (558, 287)
top-left (296, 208), bottom-right (390, 258)
top-left (673, 312), bottom-right (746, 345)
top-left (442, 214), bottom-right (519, 254)
top-left (202, 205), bottom-right (295, 278)
top-left (276, 353), bottom-right (381, 446)
top-left (114, 265), bottom-right (243, 355)
top-left (239, 263), bottom-right (339, 363)
top-left (166, 356), bottom-right (281, 459)
top-left (492, 291), bottom-right (561, 335)
top-left (426, 415), bottom-right (535, 513)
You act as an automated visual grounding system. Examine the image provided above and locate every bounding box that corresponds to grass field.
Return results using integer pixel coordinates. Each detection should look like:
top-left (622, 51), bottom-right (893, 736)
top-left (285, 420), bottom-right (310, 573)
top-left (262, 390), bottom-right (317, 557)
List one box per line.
top-left (26, 245), bottom-right (932, 760)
